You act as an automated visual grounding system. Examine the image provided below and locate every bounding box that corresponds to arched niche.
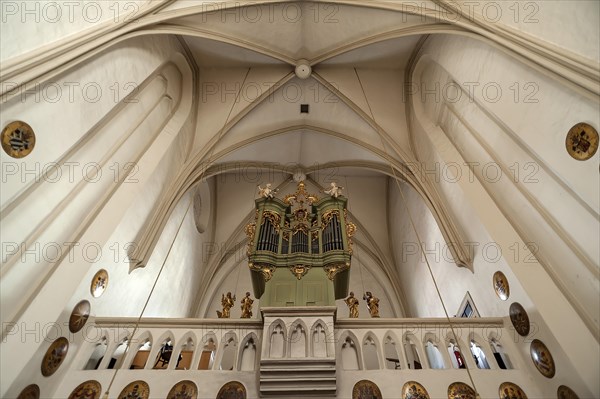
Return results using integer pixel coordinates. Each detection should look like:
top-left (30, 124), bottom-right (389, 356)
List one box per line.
top-left (125, 331), bottom-right (153, 370)
top-left (217, 331), bottom-right (238, 371)
top-left (152, 335), bottom-right (174, 369)
top-left (83, 336), bottom-right (108, 370)
top-left (238, 333), bottom-right (259, 371)
top-left (288, 319), bottom-right (308, 358)
top-left (198, 332), bottom-right (218, 370)
top-left (267, 319), bottom-right (286, 358)
top-left (362, 333), bottom-right (381, 370)
top-left (383, 332), bottom-right (402, 370)
top-left (310, 319), bottom-right (331, 357)
top-left (171, 332), bottom-right (196, 370)
top-left (338, 331), bottom-right (361, 370)
top-left (403, 333), bottom-right (423, 370)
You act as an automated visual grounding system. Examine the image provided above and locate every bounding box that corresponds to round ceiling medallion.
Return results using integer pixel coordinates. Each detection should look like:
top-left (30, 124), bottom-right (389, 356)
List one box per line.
top-left (530, 339), bottom-right (555, 378)
top-left (167, 380), bottom-right (198, 399)
top-left (499, 382), bottom-right (527, 399)
top-left (295, 59), bottom-right (312, 79)
top-left (566, 122), bottom-right (598, 160)
top-left (41, 337), bottom-right (69, 377)
top-left (90, 269), bottom-right (108, 298)
top-left (557, 385), bottom-right (579, 399)
top-left (118, 381), bottom-right (149, 399)
top-left (69, 300), bottom-right (91, 333)
top-left (1, 121), bottom-right (36, 158)
top-left (509, 302), bottom-right (530, 336)
top-left (68, 380), bottom-right (102, 399)
top-left (448, 382), bottom-right (476, 399)
top-left (493, 271), bottom-right (510, 300)
top-left (17, 384), bottom-right (40, 399)
top-left (402, 381), bottom-right (430, 399)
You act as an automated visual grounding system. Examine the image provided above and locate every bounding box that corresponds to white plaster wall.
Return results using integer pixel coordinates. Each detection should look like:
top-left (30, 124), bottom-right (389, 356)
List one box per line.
top-left (0, 0), bottom-right (150, 63)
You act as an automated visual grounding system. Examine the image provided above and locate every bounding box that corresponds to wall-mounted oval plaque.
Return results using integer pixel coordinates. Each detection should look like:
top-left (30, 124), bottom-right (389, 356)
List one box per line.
top-left (17, 384), bottom-right (40, 399)
top-left (69, 300), bottom-right (91, 333)
top-left (167, 380), bottom-right (198, 399)
top-left (566, 122), bottom-right (598, 160)
top-left (41, 337), bottom-right (69, 376)
top-left (499, 382), bottom-right (527, 399)
top-left (403, 381), bottom-right (430, 399)
top-left (90, 269), bottom-right (108, 298)
top-left (509, 302), bottom-right (530, 336)
top-left (118, 381), bottom-right (149, 399)
top-left (1, 121), bottom-right (35, 158)
top-left (493, 271), bottom-right (510, 300)
top-left (68, 380), bottom-right (102, 399)
top-left (448, 382), bottom-right (476, 399)
top-left (557, 385), bottom-right (579, 399)
top-left (530, 339), bottom-right (555, 378)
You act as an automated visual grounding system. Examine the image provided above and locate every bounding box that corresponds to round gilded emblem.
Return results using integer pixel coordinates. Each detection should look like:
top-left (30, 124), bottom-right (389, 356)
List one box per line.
top-left (117, 381), bottom-right (149, 399)
top-left (402, 381), bottom-right (430, 399)
top-left (509, 302), bottom-right (530, 336)
top-left (499, 382), bottom-right (527, 399)
top-left (167, 380), bottom-right (198, 399)
top-left (90, 269), bottom-right (108, 298)
top-left (566, 122), bottom-right (598, 160)
top-left (530, 339), bottom-right (555, 378)
top-left (68, 380), bottom-right (102, 399)
top-left (41, 337), bottom-right (69, 376)
top-left (1, 121), bottom-right (36, 158)
top-left (69, 300), bottom-right (91, 333)
top-left (448, 382), bottom-right (476, 399)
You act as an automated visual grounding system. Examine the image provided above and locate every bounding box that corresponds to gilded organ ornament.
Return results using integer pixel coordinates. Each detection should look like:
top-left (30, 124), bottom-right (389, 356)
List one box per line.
top-left (557, 385), bottom-right (579, 399)
top-left (402, 381), bottom-right (430, 399)
top-left (90, 269), bottom-right (108, 298)
top-left (363, 291), bottom-right (380, 318)
top-left (493, 271), bottom-right (510, 301)
top-left (530, 339), bottom-right (556, 378)
top-left (1, 121), bottom-right (35, 158)
top-left (41, 337), bottom-right (69, 376)
top-left (447, 382), bottom-right (476, 399)
top-left (240, 292), bottom-right (254, 318)
top-left (69, 300), bottom-right (91, 333)
top-left (290, 264), bottom-right (310, 280)
top-left (249, 263), bottom-right (275, 282)
top-left (509, 302), bottom-right (530, 336)
top-left (216, 292), bottom-right (236, 318)
top-left (352, 380), bottom-right (383, 399)
top-left (16, 384), bottom-right (40, 399)
top-left (67, 380), bottom-right (102, 399)
top-left (117, 381), bottom-right (149, 399)
top-left (566, 122), bottom-right (598, 160)
top-left (344, 291), bottom-right (359, 318)
top-left (166, 380), bottom-right (198, 399)
top-left (498, 382), bottom-right (527, 399)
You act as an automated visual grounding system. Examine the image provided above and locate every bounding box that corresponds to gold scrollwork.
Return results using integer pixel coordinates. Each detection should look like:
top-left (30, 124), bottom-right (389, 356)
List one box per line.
top-left (324, 263), bottom-right (350, 280)
top-left (249, 263), bottom-right (275, 282)
top-left (311, 230), bottom-right (319, 241)
top-left (321, 210), bottom-right (340, 230)
top-left (289, 265), bottom-right (310, 280)
top-left (262, 211), bottom-right (281, 232)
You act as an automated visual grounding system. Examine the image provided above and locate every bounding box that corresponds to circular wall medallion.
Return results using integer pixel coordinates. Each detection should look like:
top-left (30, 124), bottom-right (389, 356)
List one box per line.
top-left (17, 384), bottom-right (40, 399)
top-left (69, 300), bottom-right (91, 333)
top-left (402, 381), bottom-right (430, 399)
top-left (68, 380), bottom-right (102, 399)
top-left (566, 122), bottom-right (598, 160)
top-left (509, 302), bottom-right (530, 336)
top-left (90, 269), bottom-right (108, 298)
top-left (167, 380), bottom-right (198, 399)
top-left (118, 381), bottom-right (149, 399)
top-left (530, 339), bottom-right (555, 378)
top-left (41, 337), bottom-right (69, 376)
top-left (1, 121), bottom-right (36, 158)
top-left (448, 382), bottom-right (476, 399)
top-left (352, 380), bottom-right (383, 399)
top-left (216, 381), bottom-right (246, 399)
top-left (499, 382), bottom-right (527, 399)
top-left (493, 271), bottom-right (510, 301)
top-left (557, 385), bottom-right (579, 399)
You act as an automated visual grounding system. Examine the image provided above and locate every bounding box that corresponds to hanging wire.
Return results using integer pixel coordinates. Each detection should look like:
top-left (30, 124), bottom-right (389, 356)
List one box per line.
top-left (353, 67), bottom-right (480, 395)
top-left (102, 198), bottom-right (193, 398)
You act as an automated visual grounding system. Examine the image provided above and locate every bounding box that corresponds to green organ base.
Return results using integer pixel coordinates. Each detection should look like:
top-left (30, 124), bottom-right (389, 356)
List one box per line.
top-left (261, 267), bottom-right (335, 307)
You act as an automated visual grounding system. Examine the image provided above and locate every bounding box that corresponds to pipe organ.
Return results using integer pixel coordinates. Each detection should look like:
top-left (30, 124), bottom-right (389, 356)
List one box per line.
top-left (245, 180), bottom-right (356, 306)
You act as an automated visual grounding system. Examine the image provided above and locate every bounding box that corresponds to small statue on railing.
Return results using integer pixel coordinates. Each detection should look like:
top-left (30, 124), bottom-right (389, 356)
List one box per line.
top-left (344, 291), bottom-right (360, 318)
top-left (258, 183), bottom-right (277, 199)
top-left (324, 182), bottom-right (344, 198)
top-left (216, 292), bottom-right (236, 318)
top-left (363, 291), bottom-right (380, 318)
top-left (240, 292), bottom-right (254, 318)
